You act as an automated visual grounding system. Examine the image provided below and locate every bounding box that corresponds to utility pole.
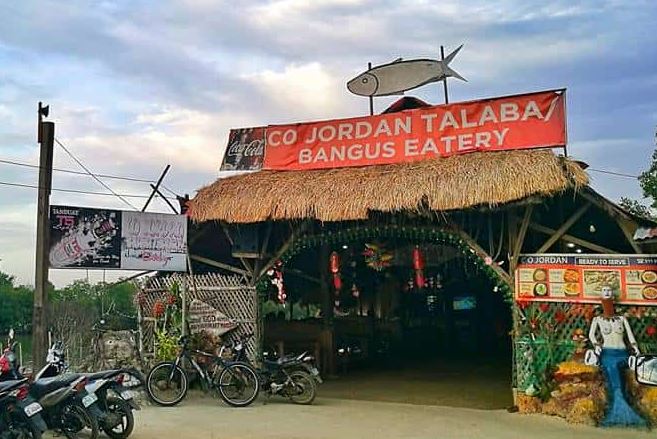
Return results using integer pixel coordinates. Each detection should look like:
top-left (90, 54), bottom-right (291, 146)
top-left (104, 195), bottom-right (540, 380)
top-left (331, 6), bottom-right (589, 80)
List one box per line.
top-left (32, 102), bottom-right (54, 369)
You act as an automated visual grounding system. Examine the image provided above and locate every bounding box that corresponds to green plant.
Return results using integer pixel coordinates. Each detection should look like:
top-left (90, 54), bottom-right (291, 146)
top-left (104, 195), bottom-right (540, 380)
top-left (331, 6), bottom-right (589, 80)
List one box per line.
top-left (154, 329), bottom-right (179, 361)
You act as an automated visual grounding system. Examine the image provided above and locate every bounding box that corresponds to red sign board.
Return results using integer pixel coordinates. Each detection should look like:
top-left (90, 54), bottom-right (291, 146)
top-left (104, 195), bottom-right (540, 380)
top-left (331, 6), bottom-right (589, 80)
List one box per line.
top-left (515, 254), bottom-right (657, 306)
top-left (263, 89), bottom-right (566, 171)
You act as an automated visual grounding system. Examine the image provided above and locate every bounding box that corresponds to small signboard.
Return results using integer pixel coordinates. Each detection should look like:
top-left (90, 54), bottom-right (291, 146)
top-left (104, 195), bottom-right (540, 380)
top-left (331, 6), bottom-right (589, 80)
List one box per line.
top-left (219, 127), bottom-right (265, 171)
top-left (49, 205), bottom-right (187, 271)
top-left (188, 299), bottom-right (238, 336)
top-left (515, 254), bottom-right (657, 305)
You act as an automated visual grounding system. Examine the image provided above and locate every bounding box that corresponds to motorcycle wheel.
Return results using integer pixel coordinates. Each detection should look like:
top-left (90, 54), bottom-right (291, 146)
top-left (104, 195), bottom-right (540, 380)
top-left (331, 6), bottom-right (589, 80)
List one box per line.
top-left (61, 403), bottom-right (99, 439)
top-left (217, 362), bottom-right (260, 407)
top-left (102, 397), bottom-right (134, 439)
top-left (287, 371), bottom-right (316, 405)
top-left (146, 362), bottom-right (188, 407)
top-left (6, 409), bottom-right (42, 439)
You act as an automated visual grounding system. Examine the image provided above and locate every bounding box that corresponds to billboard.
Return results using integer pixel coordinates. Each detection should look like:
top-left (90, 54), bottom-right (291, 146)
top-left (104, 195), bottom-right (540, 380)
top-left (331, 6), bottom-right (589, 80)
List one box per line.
top-left (263, 89), bottom-right (566, 171)
top-left (49, 205), bottom-right (187, 271)
top-left (219, 127), bottom-right (266, 171)
top-left (515, 254), bottom-right (657, 306)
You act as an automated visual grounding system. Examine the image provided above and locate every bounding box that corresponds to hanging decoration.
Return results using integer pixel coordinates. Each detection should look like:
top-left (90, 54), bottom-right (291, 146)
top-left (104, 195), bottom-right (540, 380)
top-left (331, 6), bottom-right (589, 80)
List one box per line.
top-left (329, 251), bottom-right (342, 308)
top-left (276, 225), bottom-right (514, 303)
top-left (266, 260), bottom-right (286, 304)
top-left (412, 245), bottom-right (425, 289)
top-left (351, 283), bottom-right (360, 298)
top-left (362, 243), bottom-right (393, 271)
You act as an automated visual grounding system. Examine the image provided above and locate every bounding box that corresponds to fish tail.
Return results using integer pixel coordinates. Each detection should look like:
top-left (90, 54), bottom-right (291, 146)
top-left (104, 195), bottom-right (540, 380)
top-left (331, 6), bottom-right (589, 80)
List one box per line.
top-left (443, 44), bottom-right (463, 65)
top-left (443, 44), bottom-right (466, 81)
top-left (445, 66), bottom-right (467, 82)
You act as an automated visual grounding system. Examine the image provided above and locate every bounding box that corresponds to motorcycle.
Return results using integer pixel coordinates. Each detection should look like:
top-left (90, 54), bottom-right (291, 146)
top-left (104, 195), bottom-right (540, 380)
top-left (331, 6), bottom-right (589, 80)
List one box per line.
top-left (228, 334), bottom-right (322, 405)
top-left (0, 378), bottom-right (47, 439)
top-left (35, 341), bottom-right (143, 439)
top-left (1, 339), bottom-right (100, 439)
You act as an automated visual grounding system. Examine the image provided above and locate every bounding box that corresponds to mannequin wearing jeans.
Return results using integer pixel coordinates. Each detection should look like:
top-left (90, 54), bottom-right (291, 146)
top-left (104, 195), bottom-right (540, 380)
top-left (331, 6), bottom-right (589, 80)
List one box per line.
top-left (588, 286), bottom-right (646, 427)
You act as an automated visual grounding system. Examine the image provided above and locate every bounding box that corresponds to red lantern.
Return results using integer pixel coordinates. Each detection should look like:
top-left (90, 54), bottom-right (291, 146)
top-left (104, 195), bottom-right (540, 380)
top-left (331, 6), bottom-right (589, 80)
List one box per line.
top-left (412, 246), bottom-right (425, 289)
top-left (412, 246), bottom-right (424, 270)
top-left (329, 251), bottom-right (342, 292)
top-left (330, 252), bottom-right (340, 274)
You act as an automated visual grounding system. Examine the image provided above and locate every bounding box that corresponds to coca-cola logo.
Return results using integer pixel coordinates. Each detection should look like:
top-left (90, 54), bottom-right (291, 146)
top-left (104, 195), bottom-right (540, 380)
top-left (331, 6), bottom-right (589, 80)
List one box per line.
top-left (226, 139), bottom-right (264, 157)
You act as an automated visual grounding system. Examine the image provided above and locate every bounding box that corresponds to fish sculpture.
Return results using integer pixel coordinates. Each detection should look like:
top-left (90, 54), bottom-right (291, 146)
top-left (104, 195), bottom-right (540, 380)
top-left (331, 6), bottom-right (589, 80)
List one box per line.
top-left (347, 45), bottom-right (466, 97)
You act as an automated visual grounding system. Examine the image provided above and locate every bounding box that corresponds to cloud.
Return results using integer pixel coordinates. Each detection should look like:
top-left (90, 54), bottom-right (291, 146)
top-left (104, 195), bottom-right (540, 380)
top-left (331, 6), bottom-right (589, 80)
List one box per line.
top-left (1, 0), bottom-right (657, 286)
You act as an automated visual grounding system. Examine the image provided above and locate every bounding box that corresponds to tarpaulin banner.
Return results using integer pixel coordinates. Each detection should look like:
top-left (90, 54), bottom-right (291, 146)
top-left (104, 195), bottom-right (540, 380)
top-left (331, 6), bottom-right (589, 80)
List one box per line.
top-left (49, 205), bottom-right (188, 271)
top-left (515, 254), bottom-right (657, 306)
top-left (263, 89), bottom-right (566, 171)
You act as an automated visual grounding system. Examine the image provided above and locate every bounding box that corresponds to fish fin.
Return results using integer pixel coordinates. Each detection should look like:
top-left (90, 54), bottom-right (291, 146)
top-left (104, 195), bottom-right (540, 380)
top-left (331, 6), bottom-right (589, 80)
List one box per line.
top-left (392, 57), bottom-right (403, 63)
top-left (443, 44), bottom-right (463, 65)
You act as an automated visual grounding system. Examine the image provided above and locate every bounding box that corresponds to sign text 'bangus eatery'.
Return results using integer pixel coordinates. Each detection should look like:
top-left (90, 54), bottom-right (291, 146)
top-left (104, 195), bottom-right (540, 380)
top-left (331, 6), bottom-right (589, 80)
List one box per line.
top-left (261, 89), bottom-right (566, 171)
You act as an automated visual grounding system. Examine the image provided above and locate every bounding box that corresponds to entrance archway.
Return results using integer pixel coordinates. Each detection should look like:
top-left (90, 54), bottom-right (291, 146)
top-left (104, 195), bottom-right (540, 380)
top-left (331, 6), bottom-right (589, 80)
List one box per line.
top-left (279, 225), bottom-right (513, 302)
top-left (259, 224), bottom-right (516, 409)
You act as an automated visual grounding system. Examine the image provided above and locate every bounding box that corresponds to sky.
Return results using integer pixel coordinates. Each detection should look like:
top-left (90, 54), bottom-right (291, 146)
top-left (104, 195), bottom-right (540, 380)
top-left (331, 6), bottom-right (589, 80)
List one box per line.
top-left (1, 0), bottom-right (656, 287)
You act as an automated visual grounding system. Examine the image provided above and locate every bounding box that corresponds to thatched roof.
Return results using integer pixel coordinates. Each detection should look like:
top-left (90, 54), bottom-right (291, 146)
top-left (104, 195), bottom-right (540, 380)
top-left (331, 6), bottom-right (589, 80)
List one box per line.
top-left (189, 150), bottom-right (588, 223)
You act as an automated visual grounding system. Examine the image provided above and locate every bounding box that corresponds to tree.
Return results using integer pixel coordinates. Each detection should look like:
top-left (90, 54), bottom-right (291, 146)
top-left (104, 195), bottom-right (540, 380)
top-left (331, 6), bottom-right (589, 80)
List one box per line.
top-left (0, 272), bottom-right (33, 334)
top-left (617, 128), bottom-right (657, 218)
top-left (619, 197), bottom-right (654, 219)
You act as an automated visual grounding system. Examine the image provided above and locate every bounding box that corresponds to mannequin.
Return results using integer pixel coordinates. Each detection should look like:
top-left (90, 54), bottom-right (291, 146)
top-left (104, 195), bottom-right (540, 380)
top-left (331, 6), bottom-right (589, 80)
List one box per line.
top-left (588, 286), bottom-right (646, 427)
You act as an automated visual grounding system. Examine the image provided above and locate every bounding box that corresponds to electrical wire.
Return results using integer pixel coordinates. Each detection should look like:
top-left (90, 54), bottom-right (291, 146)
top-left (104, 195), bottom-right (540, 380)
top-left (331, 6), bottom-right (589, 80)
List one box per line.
top-left (0, 158), bottom-right (157, 183)
top-left (0, 180), bottom-right (175, 199)
top-left (54, 138), bottom-right (139, 210)
top-left (588, 168), bottom-right (640, 179)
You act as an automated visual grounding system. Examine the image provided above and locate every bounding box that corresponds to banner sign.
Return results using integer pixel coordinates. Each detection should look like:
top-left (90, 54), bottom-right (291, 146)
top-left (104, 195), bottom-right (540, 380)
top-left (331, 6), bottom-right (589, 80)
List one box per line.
top-left (220, 127), bottom-right (265, 171)
top-left (120, 211), bottom-right (188, 271)
top-left (49, 205), bottom-right (187, 271)
top-left (263, 89), bottom-right (566, 171)
top-left (188, 299), bottom-right (238, 336)
top-left (515, 254), bottom-right (657, 306)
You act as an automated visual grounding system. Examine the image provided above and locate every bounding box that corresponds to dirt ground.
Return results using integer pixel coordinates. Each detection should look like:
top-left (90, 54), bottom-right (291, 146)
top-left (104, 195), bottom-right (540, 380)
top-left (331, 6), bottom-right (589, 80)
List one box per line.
top-left (320, 358), bottom-right (513, 409)
top-left (130, 396), bottom-right (653, 439)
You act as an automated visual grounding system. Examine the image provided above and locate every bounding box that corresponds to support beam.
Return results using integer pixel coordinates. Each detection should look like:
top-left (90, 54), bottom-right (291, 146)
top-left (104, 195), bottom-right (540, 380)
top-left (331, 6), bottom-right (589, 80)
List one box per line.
top-left (520, 220), bottom-right (619, 254)
top-left (258, 221), bottom-right (311, 280)
top-left (616, 218), bottom-right (642, 254)
top-left (536, 203), bottom-right (590, 253)
top-left (512, 206), bottom-right (533, 263)
top-left (189, 254), bottom-right (249, 276)
top-left (453, 228), bottom-right (514, 287)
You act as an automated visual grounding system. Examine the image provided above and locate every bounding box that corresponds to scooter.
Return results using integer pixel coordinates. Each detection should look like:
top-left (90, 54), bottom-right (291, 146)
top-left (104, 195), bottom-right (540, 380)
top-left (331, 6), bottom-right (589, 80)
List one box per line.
top-left (36, 341), bottom-right (143, 439)
top-left (230, 334), bottom-right (322, 404)
top-left (0, 378), bottom-right (48, 439)
top-left (1, 338), bottom-right (100, 439)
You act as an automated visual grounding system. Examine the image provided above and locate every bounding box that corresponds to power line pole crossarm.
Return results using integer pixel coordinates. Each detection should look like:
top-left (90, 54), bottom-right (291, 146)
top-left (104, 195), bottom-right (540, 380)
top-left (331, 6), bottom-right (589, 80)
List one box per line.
top-left (33, 103), bottom-right (54, 370)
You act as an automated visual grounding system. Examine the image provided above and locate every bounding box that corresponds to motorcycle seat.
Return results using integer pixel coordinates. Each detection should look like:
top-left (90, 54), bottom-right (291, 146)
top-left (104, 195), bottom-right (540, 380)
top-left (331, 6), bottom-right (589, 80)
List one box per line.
top-left (31, 373), bottom-right (81, 398)
top-left (0, 378), bottom-right (27, 393)
top-left (83, 369), bottom-right (122, 381)
top-left (264, 357), bottom-right (300, 368)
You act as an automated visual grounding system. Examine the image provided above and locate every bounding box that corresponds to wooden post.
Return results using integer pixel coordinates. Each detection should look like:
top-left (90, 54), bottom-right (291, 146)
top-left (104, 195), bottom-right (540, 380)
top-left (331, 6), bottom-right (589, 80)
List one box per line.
top-left (32, 114), bottom-right (54, 369)
top-left (181, 278), bottom-right (188, 336)
top-left (319, 244), bottom-right (335, 375)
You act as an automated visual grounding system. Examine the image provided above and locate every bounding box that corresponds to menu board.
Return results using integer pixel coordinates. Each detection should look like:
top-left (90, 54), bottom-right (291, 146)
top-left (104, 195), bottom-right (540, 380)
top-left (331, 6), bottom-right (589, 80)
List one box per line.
top-left (515, 254), bottom-right (657, 305)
